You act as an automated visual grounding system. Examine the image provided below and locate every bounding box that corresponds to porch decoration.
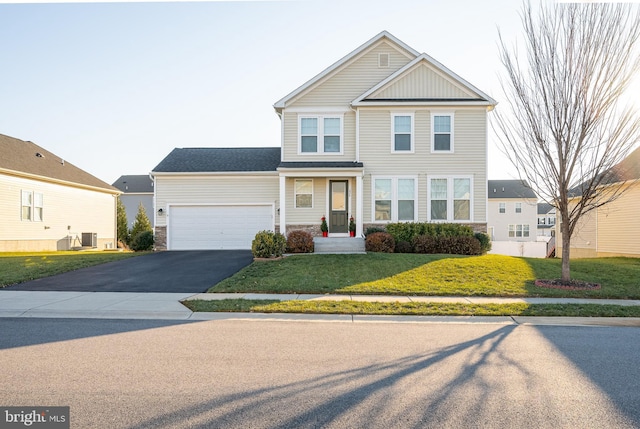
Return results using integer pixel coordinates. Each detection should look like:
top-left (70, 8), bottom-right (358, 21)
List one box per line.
top-left (321, 216), bottom-right (328, 237)
top-left (349, 216), bottom-right (356, 237)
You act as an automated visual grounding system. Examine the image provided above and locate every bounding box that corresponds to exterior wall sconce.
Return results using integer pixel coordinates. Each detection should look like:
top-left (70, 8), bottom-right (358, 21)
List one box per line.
top-left (158, 208), bottom-right (164, 215)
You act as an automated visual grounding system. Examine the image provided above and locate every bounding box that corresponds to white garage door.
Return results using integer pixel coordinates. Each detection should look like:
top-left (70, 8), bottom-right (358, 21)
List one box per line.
top-left (168, 205), bottom-right (273, 250)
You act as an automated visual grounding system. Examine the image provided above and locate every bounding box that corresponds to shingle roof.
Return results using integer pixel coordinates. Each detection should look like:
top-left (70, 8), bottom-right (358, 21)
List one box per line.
top-left (537, 202), bottom-right (554, 215)
top-left (278, 161), bottom-right (364, 169)
top-left (152, 147), bottom-right (282, 173)
top-left (112, 175), bottom-right (154, 193)
top-left (488, 180), bottom-right (537, 199)
top-left (0, 133), bottom-right (118, 192)
top-left (568, 146), bottom-right (640, 197)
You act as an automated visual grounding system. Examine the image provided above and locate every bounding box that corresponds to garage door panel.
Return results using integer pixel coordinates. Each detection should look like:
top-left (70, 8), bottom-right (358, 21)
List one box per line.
top-left (169, 205), bottom-right (273, 250)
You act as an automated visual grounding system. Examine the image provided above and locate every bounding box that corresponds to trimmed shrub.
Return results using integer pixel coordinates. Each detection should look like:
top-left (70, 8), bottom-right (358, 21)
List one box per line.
top-left (395, 240), bottom-right (414, 253)
top-left (365, 226), bottom-right (386, 236)
top-left (365, 232), bottom-right (395, 253)
top-left (286, 230), bottom-right (314, 253)
top-left (252, 230), bottom-right (287, 258)
top-left (385, 222), bottom-right (474, 244)
top-left (440, 236), bottom-right (482, 256)
top-left (412, 235), bottom-right (441, 254)
top-left (474, 232), bottom-right (492, 254)
top-left (130, 230), bottom-right (154, 251)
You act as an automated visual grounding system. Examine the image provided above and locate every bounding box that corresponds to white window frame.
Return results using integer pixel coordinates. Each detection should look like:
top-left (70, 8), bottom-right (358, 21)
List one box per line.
top-left (21, 190), bottom-right (43, 222)
top-left (371, 176), bottom-right (418, 223)
top-left (427, 176), bottom-right (473, 222)
top-left (431, 112), bottom-right (454, 153)
top-left (298, 114), bottom-right (344, 155)
top-left (508, 224), bottom-right (530, 238)
top-left (499, 202), bottom-right (506, 214)
top-left (391, 112), bottom-right (415, 153)
top-left (515, 202), bottom-right (522, 213)
top-left (294, 179), bottom-right (313, 209)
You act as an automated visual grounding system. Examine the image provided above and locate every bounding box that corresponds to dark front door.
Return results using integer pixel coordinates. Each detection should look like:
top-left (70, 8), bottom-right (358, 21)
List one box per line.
top-left (330, 180), bottom-right (348, 233)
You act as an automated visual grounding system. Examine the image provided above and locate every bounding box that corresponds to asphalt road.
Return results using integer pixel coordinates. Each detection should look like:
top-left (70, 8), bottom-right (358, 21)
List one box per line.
top-left (5, 250), bottom-right (253, 293)
top-left (1, 318), bottom-right (639, 428)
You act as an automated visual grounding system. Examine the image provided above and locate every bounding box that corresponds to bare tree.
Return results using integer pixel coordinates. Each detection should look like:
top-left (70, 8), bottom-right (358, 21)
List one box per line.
top-left (494, 2), bottom-right (640, 282)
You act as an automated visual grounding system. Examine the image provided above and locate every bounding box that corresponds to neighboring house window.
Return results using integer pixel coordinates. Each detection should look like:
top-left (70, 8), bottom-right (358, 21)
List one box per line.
top-left (373, 177), bottom-right (417, 222)
top-left (431, 113), bottom-right (454, 152)
top-left (21, 191), bottom-right (43, 221)
top-left (515, 203), bottom-right (522, 213)
top-left (299, 115), bottom-right (342, 154)
top-left (428, 176), bottom-right (472, 222)
top-left (499, 203), bottom-right (506, 214)
top-left (539, 217), bottom-right (546, 225)
top-left (392, 114), bottom-right (413, 152)
top-left (549, 217), bottom-right (555, 225)
top-left (295, 179), bottom-right (313, 208)
top-left (508, 224), bottom-right (530, 238)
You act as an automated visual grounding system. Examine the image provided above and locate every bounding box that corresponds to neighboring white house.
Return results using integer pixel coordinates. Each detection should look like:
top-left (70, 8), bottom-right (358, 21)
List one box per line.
top-left (487, 180), bottom-right (538, 242)
top-left (152, 31), bottom-right (497, 250)
top-left (112, 175), bottom-right (155, 229)
top-left (537, 203), bottom-right (556, 237)
top-left (0, 133), bottom-right (120, 251)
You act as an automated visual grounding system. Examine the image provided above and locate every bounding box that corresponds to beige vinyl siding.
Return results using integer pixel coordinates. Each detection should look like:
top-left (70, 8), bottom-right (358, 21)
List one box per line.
top-left (285, 177), bottom-right (327, 224)
top-left (0, 174), bottom-right (117, 251)
top-left (596, 183), bottom-right (640, 257)
top-left (154, 174), bottom-right (280, 228)
top-left (369, 63), bottom-right (476, 99)
top-left (556, 203), bottom-right (598, 258)
top-left (359, 107), bottom-right (487, 223)
top-left (282, 110), bottom-right (356, 162)
top-left (293, 41), bottom-right (414, 107)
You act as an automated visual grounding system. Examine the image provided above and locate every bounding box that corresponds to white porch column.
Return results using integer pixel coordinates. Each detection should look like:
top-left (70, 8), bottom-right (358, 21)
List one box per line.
top-left (279, 175), bottom-right (286, 236)
top-left (356, 173), bottom-right (364, 237)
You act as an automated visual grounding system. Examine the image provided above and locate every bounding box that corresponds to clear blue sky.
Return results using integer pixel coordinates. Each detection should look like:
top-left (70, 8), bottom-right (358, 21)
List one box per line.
top-left (1, 0), bottom-right (537, 184)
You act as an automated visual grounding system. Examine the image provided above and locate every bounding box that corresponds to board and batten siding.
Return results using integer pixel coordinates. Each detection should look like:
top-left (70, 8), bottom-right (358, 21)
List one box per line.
top-left (154, 174), bottom-right (280, 228)
top-left (0, 174), bottom-right (117, 251)
top-left (597, 184), bottom-right (640, 256)
top-left (359, 107), bottom-right (488, 223)
top-left (369, 63), bottom-right (477, 100)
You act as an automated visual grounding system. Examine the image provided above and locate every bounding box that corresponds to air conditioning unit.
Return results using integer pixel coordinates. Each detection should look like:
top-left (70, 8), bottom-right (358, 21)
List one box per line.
top-left (81, 232), bottom-right (97, 248)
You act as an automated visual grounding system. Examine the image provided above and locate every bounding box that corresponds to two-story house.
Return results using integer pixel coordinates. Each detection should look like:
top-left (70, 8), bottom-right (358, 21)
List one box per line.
top-left (537, 203), bottom-right (556, 237)
top-left (487, 180), bottom-right (538, 242)
top-left (152, 31), bottom-right (496, 250)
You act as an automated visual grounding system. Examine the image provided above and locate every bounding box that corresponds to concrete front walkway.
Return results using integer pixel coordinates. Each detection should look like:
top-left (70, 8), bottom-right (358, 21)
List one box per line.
top-left (1, 290), bottom-right (640, 326)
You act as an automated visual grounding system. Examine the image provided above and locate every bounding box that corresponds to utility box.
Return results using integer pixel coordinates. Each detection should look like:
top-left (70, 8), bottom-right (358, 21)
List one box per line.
top-left (81, 233), bottom-right (97, 248)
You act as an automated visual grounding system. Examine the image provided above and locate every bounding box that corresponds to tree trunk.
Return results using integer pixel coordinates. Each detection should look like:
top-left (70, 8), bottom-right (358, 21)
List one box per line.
top-left (561, 221), bottom-right (571, 283)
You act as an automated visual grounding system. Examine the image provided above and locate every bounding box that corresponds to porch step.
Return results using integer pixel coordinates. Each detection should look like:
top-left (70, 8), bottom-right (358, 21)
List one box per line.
top-left (313, 237), bottom-right (366, 254)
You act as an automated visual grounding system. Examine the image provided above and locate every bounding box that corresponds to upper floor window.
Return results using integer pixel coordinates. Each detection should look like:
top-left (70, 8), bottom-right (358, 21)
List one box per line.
top-left (515, 202), bottom-right (522, 213)
top-left (373, 177), bottom-right (417, 222)
top-left (431, 113), bottom-right (454, 152)
top-left (428, 176), bottom-right (472, 222)
top-left (499, 203), bottom-right (506, 214)
top-left (392, 114), bottom-right (414, 152)
top-left (295, 179), bottom-right (313, 208)
top-left (21, 190), bottom-right (43, 221)
top-left (299, 115), bottom-right (343, 154)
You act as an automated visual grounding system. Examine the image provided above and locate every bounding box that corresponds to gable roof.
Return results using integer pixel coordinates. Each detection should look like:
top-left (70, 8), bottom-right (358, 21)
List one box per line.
top-left (152, 148), bottom-right (281, 173)
top-left (568, 146), bottom-right (640, 197)
top-left (0, 133), bottom-right (118, 193)
top-left (273, 31), bottom-right (419, 112)
top-left (537, 203), bottom-right (554, 215)
top-left (488, 180), bottom-right (537, 199)
top-left (112, 175), bottom-right (154, 193)
top-left (352, 54), bottom-right (497, 107)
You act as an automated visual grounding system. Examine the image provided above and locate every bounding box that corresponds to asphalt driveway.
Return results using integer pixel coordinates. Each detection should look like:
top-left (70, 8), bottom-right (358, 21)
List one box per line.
top-left (4, 250), bottom-right (254, 293)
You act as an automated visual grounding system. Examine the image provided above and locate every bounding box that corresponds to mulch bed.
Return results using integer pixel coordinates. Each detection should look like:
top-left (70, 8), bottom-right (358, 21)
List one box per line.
top-left (535, 279), bottom-right (601, 290)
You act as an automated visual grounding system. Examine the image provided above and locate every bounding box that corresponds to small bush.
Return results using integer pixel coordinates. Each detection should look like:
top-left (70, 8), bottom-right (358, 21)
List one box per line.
top-left (395, 240), bottom-right (414, 253)
top-left (413, 235), bottom-right (441, 254)
top-left (440, 236), bottom-right (483, 256)
top-left (252, 230), bottom-right (287, 258)
top-left (286, 230), bottom-right (314, 253)
top-left (130, 230), bottom-right (154, 251)
top-left (474, 232), bottom-right (492, 254)
top-left (365, 232), bottom-right (395, 253)
top-left (365, 226), bottom-right (386, 236)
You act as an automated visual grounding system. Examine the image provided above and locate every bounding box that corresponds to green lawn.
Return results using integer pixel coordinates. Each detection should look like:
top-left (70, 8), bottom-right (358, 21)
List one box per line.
top-left (209, 253), bottom-right (640, 299)
top-left (0, 251), bottom-right (143, 287)
top-left (182, 299), bottom-right (640, 317)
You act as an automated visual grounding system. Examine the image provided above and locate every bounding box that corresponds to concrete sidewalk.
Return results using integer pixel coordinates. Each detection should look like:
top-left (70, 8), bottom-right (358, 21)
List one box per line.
top-left (1, 290), bottom-right (640, 326)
